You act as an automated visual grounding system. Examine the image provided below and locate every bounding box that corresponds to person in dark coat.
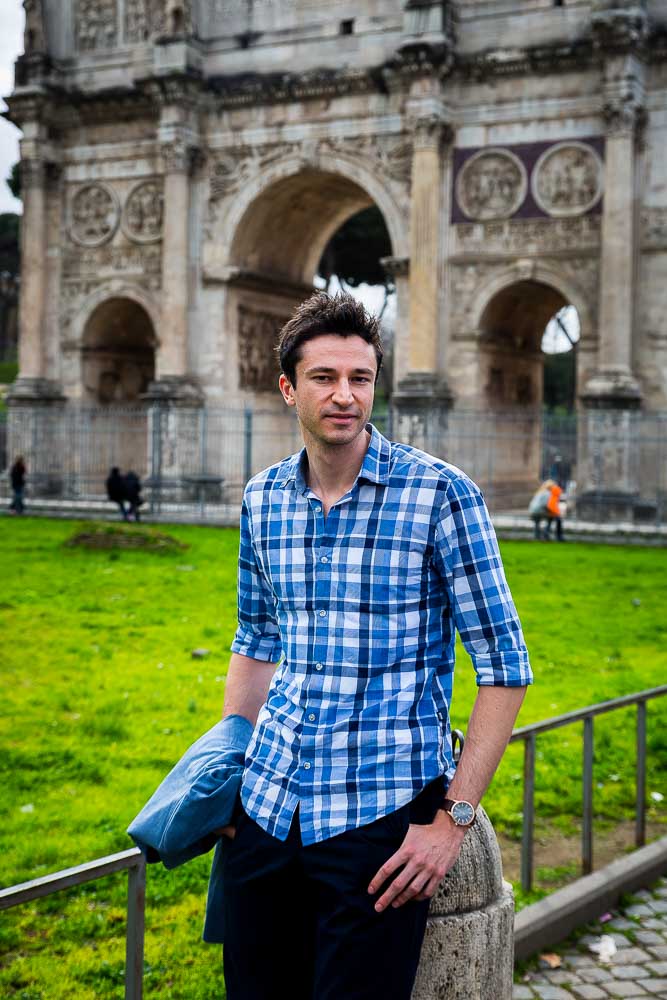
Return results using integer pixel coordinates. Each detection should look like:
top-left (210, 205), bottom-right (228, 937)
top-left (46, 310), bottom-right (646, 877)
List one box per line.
top-left (9, 456), bottom-right (26, 515)
top-left (106, 466), bottom-right (129, 521)
top-left (123, 470), bottom-right (143, 522)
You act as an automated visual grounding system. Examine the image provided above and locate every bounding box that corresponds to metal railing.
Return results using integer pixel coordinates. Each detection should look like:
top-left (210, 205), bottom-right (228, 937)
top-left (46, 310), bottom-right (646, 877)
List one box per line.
top-left (511, 684), bottom-right (667, 892)
top-left (0, 847), bottom-right (146, 1000)
top-left (1, 688), bottom-right (666, 992)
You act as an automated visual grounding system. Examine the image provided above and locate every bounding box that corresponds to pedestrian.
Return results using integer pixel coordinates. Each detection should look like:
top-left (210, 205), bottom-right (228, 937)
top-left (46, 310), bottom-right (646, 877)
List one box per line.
top-left (123, 470), bottom-right (143, 522)
top-left (106, 466), bottom-right (129, 521)
top-left (528, 480), bottom-right (552, 539)
top-left (544, 479), bottom-right (565, 542)
top-left (9, 456), bottom-right (26, 515)
top-left (219, 291), bottom-right (532, 1000)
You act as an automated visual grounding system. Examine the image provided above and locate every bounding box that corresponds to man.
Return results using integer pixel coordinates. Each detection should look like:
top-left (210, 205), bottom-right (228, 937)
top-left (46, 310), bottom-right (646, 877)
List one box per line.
top-left (221, 292), bottom-right (532, 1000)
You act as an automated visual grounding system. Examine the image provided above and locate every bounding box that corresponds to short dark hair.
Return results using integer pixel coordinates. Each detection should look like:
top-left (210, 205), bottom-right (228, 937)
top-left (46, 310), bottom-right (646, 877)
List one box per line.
top-left (276, 291), bottom-right (383, 386)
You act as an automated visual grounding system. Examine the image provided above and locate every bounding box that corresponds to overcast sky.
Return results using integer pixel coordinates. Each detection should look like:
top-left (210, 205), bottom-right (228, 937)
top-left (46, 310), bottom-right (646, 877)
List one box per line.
top-left (0, 0), bottom-right (24, 215)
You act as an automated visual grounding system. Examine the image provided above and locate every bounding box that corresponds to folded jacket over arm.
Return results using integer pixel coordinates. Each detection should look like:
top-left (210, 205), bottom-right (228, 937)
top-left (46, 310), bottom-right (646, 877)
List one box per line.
top-left (127, 713), bottom-right (253, 942)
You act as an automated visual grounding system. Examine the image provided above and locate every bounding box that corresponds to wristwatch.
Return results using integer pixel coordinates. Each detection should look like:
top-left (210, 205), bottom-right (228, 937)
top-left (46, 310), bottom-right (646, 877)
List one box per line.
top-left (440, 797), bottom-right (476, 827)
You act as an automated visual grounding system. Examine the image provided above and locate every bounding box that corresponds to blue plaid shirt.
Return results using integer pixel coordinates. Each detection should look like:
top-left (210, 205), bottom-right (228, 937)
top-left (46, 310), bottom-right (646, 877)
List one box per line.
top-left (231, 424), bottom-right (532, 845)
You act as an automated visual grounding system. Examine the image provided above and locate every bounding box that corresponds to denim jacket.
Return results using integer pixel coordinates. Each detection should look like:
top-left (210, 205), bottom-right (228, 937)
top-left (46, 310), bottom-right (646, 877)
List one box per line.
top-left (127, 713), bottom-right (252, 943)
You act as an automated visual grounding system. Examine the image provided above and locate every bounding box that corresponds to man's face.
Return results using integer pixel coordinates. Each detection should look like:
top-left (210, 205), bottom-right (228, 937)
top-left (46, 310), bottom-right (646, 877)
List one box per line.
top-left (279, 334), bottom-right (377, 447)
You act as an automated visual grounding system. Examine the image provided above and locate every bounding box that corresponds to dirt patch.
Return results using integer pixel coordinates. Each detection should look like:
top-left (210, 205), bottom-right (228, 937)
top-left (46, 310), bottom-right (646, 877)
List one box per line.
top-left (65, 524), bottom-right (188, 552)
top-left (498, 819), bottom-right (666, 887)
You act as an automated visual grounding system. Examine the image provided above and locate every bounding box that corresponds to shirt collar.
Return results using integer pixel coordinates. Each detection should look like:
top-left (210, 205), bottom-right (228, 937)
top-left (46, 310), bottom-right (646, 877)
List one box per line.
top-left (279, 423), bottom-right (391, 491)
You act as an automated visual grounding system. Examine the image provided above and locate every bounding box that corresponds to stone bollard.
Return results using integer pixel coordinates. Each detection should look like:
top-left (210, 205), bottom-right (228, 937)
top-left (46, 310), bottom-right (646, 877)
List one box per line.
top-left (412, 807), bottom-right (514, 1000)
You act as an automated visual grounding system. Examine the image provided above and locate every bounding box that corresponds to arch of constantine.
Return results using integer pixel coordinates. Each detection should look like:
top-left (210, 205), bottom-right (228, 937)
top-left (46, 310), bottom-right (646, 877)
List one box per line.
top-left (6, 0), bottom-right (667, 517)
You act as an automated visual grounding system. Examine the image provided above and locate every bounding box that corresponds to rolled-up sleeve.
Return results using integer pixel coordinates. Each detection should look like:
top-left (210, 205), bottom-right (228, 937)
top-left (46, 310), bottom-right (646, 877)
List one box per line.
top-left (230, 496), bottom-right (283, 663)
top-left (434, 475), bottom-right (533, 687)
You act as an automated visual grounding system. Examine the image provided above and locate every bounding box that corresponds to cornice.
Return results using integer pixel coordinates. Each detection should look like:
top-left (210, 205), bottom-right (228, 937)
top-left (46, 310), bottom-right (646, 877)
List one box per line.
top-left (5, 25), bottom-right (667, 128)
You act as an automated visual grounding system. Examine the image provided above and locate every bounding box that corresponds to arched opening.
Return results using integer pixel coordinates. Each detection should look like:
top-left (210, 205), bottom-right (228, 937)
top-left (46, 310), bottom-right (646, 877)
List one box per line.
top-left (230, 168), bottom-right (378, 287)
top-left (477, 279), bottom-right (580, 505)
top-left (81, 297), bottom-right (156, 404)
top-left (479, 280), bottom-right (576, 411)
top-left (226, 167), bottom-right (396, 470)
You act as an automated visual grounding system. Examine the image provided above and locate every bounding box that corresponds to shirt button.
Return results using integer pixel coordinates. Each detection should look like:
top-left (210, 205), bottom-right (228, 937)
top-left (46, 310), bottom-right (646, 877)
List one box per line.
top-left (320, 556), bottom-right (329, 563)
top-left (308, 713), bottom-right (316, 722)
top-left (303, 761), bottom-right (311, 770)
top-left (318, 609), bottom-right (327, 617)
top-left (315, 662), bottom-right (323, 671)
top-left (314, 506), bottom-right (322, 513)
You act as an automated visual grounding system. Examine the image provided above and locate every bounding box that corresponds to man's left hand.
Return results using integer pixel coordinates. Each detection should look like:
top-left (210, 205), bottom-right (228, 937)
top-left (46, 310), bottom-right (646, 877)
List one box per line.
top-left (367, 812), bottom-right (467, 912)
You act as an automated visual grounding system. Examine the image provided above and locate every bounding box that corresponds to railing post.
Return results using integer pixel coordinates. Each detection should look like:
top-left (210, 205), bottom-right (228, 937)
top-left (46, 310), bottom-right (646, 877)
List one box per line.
top-left (125, 855), bottom-right (146, 1000)
top-left (582, 716), bottom-right (594, 875)
top-left (636, 700), bottom-right (647, 848)
top-left (521, 733), bottom-right (535, 893)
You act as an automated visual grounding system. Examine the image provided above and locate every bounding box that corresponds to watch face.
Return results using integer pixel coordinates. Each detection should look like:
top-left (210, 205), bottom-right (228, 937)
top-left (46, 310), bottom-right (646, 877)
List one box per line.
top-left (450, 800), bottom-right (475, 826)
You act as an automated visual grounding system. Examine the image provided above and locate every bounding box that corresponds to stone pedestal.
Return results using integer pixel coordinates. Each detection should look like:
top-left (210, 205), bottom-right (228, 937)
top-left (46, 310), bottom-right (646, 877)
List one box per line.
top-left (392, 372), bottom-right (453, 457)
top-left (143, 377), bottom-right (204, 505)
top-left (576, 399), bottom-right (642, 521)
top-left (6, 378), bottom-right (66, 495)
top-left (412, 808), bottom-right (514, 1000)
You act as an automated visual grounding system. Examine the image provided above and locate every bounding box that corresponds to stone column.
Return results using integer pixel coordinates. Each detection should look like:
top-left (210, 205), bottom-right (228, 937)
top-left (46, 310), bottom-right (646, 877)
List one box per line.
top-left (17, 157), bottom-right (47, 383)
top-left (144, 107), bottom-right (203, 501)
top-left (579, 21), bottom-right (647, 519)
top-left (155, 136), bottom-right (194, 388)
top-left (393, 110), bottom-right (452, 453)
top-left (412, 808), bottom-right (514, 1000)
top-left (584, 58), bottom-right (645, 405)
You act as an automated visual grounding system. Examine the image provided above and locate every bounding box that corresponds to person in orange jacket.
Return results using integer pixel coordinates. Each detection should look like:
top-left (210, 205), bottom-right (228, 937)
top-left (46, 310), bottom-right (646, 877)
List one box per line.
top-left (544, 480), bottom-right (565, 541)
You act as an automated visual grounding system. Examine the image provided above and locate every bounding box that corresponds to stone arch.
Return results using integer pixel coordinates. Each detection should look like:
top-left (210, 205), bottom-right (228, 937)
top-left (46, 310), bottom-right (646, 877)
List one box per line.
top-left (77, 289), bottom-right (159, 403)
top-left (72, 282), bottom-right (161, 348)
top-left (217, 152), bottom-right (405, 418)
top-left (223, 151), bottom-right (407, 279)
top-left (471, 262), bottom-right (594, 348)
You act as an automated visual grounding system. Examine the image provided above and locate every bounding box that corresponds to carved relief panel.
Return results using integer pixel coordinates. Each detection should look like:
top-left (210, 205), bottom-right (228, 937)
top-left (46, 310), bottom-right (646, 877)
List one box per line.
top-left (456, 149), bottom-right (528, 222)
top-left (122, 181), bottom-right (164, 243)
top-left (68, 183), bottom-right (120, 247)
top-left (452, 138), bottom-right (604, 224)
top-left (76, 0), bottom-right (118, 51)
top-left (532, 142), bottom-right (603, 218)
top-left (238, 306), bottom-right (288, 392)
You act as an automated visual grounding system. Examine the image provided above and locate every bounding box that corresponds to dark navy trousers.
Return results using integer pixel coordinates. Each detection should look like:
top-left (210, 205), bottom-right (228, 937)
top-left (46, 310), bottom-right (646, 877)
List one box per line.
top-left (222, 778), bottom-right (445, 1000)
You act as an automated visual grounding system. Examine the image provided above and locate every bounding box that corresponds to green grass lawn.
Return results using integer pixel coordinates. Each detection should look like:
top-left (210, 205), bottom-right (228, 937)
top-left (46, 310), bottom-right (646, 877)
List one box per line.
top-left (1, 518), bottom-right (665, 998)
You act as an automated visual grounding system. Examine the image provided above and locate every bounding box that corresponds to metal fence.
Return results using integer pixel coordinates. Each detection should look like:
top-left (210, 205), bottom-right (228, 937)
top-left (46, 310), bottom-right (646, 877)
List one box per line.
top-left (511, 684), bottom-right (667, 892)
top-left (2, 403), bottom-right (666, 524)
top-left (1, 689), bottom-right (665, 995)
top-left (0, 848), bottom-right (145, 1000)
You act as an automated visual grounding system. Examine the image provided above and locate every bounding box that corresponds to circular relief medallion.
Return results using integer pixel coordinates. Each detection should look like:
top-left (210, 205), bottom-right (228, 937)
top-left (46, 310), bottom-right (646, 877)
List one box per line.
top-left (122, 181), bottom-right (164, 243)
top-left (69, 183), bottom-right (120, 247)
top-left (532, 141), bottom-right (603, 218)
top-left (456, 149), bottom-right (528, 221)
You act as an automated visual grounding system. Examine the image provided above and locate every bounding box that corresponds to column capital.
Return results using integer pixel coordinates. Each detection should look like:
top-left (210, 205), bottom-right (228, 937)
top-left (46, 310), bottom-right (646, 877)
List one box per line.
top-left (603, 98), bottom-right (647, 138)
top-left (160, 137), bottom-right (201, 175)
top-left (411, 114), bottom-right (453, 152)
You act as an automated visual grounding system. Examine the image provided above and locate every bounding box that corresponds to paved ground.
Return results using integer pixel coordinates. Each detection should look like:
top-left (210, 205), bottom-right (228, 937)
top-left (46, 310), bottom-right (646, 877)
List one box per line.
top-left (515, 877), bottom-right (667, 999)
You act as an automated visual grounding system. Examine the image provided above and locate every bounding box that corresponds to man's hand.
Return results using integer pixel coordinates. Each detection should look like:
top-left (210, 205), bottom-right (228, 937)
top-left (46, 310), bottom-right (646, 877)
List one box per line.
top-left (367, 812), bottom-right (467, 912)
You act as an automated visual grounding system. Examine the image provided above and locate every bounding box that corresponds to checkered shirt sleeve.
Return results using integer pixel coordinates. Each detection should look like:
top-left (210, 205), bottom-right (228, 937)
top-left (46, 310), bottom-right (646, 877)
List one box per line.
top-left (434, 474), bottom-right (532, 687)
top-left (231, 497), bottom-right (283, 663)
